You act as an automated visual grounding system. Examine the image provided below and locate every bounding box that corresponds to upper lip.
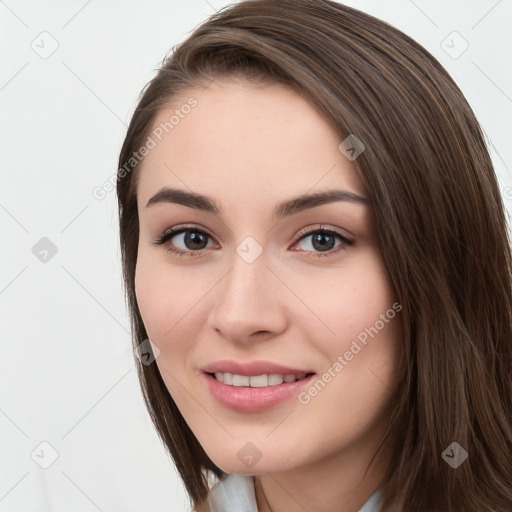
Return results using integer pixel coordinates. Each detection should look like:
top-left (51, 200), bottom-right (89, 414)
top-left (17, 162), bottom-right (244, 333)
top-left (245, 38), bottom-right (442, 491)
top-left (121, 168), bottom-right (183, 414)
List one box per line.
top-left (201, 359), bottom-right (315, 377)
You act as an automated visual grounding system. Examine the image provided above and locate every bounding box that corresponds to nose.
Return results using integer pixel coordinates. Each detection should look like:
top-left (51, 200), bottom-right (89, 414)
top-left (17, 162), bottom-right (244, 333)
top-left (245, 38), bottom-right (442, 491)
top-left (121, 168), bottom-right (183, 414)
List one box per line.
top-left (206, 248), bottom-right (288, 344)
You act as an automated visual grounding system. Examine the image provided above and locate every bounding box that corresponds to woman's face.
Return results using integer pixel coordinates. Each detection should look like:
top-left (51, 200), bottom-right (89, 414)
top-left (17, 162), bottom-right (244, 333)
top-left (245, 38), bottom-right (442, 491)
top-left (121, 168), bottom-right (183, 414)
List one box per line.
top-left (134, 79), bottom-right (402, 475)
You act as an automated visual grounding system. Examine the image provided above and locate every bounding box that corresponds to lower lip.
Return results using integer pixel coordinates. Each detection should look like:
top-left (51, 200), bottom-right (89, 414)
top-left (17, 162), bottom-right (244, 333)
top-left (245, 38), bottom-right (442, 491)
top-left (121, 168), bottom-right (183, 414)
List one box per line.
top-left (202, 372), bottom-right (316, 412)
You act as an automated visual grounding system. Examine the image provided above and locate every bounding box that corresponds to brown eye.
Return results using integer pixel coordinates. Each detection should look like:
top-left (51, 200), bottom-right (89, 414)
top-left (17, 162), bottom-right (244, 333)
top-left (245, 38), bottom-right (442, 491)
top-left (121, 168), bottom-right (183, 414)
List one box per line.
top-left (292, 227), bottom-right (354, 258)
top-left (153, 225), bottom-right (216, 258)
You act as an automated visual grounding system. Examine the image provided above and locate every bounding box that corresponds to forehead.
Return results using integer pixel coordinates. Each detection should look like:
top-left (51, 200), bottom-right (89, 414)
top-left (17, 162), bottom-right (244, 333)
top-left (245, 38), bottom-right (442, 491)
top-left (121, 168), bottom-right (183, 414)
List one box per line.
top-left (136, 80), bottom-right (365, 211)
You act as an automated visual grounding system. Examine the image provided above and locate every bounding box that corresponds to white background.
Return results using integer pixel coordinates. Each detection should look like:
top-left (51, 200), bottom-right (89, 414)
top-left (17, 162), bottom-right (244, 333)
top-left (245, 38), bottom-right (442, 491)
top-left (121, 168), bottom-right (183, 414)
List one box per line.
top-left (1, 0), bottom-right (511, 510)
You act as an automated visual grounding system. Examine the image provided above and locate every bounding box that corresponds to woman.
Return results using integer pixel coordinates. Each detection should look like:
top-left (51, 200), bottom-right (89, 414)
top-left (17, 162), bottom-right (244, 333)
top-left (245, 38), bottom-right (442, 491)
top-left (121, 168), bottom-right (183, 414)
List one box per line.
top-left (116, 1), bottom-right (512, 510)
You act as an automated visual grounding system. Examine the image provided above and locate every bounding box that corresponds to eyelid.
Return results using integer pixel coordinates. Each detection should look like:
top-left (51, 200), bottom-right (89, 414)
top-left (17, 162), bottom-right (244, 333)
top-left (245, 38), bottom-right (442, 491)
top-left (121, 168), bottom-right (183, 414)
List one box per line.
top-left (152, 223), bottom-right (217, 248)
top-left (295, 224), bottom-right (354, 243)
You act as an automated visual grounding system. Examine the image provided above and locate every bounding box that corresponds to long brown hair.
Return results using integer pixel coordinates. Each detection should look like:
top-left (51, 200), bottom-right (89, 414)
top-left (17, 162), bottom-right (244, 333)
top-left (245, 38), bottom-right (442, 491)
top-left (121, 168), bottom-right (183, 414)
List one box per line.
top-left (116, 1), bottom-right (512, 510)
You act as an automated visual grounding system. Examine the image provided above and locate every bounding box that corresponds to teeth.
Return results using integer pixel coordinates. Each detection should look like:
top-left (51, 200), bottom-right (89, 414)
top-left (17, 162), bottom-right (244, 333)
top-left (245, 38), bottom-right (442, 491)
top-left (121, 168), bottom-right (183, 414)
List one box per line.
top-left (233, 374), bottom-right (250, 386)
top-left (268, 374), bottom-right (283, 386)
top-left (213, 372), bottom-right (308, 387)
top-left (249, 374), bottom-right (269, 387)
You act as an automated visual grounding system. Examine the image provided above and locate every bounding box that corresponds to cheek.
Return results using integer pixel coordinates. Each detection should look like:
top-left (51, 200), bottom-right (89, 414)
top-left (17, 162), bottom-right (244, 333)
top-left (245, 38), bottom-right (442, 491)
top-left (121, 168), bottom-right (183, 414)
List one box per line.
top-left (134, 256), bottom-right (196, 345)
top-left (290, 250), bottom-right (397, 349)
top-left (134, 260), bottom-right (197, 398)
top-left (298, 250), bottom-right (402, 405)
top-left (134, 252), bottom-right (220, 390)
top-left (134, 261), bottom-right (167, 340)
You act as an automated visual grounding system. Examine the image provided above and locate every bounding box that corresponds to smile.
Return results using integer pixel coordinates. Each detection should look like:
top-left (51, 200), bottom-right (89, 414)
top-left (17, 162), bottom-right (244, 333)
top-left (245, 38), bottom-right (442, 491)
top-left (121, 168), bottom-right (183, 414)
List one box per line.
top-left (210, 371), bottom-right (312, 387)
top-left (203, 371), bottom-right (316, 412)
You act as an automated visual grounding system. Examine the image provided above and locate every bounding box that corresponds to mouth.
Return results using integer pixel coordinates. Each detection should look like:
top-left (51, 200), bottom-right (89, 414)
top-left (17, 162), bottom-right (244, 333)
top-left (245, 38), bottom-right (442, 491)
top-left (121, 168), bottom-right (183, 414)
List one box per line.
top-left (202, 370), bottom-right (317, 412)
top-left (206, 371), bottom-right (316, 388)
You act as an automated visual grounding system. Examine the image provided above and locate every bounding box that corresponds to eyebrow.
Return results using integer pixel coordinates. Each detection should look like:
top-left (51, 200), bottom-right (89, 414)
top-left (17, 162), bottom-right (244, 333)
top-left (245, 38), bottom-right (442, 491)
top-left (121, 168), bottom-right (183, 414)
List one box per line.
top-left (145, 187), bottom-right (368, 220)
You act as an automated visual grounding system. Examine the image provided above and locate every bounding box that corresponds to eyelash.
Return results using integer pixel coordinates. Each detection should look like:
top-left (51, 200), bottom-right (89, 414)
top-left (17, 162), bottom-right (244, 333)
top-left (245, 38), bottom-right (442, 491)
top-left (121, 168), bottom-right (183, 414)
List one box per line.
top-left (152, 224), bottom-right (355, 259)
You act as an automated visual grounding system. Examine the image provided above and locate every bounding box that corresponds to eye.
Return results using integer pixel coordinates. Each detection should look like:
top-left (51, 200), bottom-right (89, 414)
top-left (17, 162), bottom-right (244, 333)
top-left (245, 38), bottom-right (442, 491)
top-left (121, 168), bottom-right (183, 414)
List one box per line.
top-left (152, 224), bottom-right (216, 258)
top-left (152, 224), bottom-right (354, 258)
top-left (291, 225), bottom-right (354, 258)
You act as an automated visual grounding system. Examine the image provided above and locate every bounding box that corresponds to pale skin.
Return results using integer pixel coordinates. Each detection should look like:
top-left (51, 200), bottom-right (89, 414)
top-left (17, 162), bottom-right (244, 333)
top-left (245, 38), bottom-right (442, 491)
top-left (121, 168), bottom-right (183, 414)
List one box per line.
top-left (134, 79), bottom-right (403, 512)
